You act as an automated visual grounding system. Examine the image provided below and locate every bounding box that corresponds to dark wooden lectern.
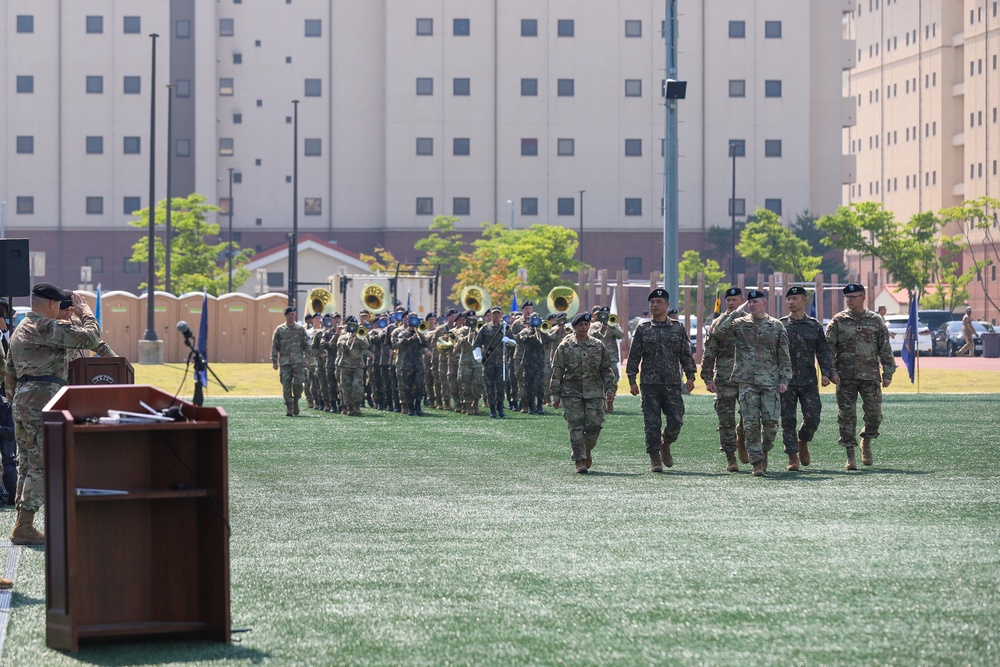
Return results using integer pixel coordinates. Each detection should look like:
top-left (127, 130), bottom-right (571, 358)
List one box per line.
top-left (67, 356), bottom-right (135, 385)
top-left (43, 385), bottom-right (230, 652)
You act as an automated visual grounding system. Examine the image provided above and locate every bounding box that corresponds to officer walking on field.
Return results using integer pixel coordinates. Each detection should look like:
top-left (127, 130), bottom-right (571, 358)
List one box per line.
top-left (701, 286), bottom-right (747, 472)
top-left (826, 284), bottom-right (894, 470)
top-left (271, 306), bottom-right (310, 416)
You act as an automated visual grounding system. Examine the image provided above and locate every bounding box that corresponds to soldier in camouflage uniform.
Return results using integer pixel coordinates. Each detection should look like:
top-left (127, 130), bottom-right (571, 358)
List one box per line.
top-left (544, 315), bottom-right (570, 402)
top-left (272, 306), bottom-right (310, 416)
top-left (303, 314), bottom-right (320, 409)
top-left (474, 307), bottom-right (512, 418)
top-left (455, 312), bottom-right (485, 414)
top-left (423, 314), bottom-right (439, 408)
top-left (589, 305), bottom-right (624, 412)
top-left (3, 284), bottom-right (101, 548)
top-left (443, 310), bottom-right (462, 411)
top-left (371, 316), bottom-right (392, 410)
top-left (710, 289), bottom-right (791, 477)
top-left (337, 316), bottom-right (370, 415)
top-left (393, 313), bottom-right (430, 415)
top-left (310, 315), bottom-right (330, 411)
top-left (826, 283), bottom-right (894, 470)
top-left (780, 286), bottom-right (836, 470)
top-left (625, 288), bottom-right (697, 472)
top-left (516, 314), bottom-right (551, 414)
top-left (320, 314), bottom-right (341, 413)
top-left (701, 286), bottom-right (746, 471)
top-left (550, 312), bottom-right (616, 473)
top-left (432, 310), bottom-right (459, 410)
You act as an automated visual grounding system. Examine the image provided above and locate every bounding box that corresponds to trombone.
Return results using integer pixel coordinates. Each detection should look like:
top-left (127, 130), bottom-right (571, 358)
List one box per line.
top-left (356, 325), bottom-right (368, 337)
top-left (608, 313), bottom-right (619, 326)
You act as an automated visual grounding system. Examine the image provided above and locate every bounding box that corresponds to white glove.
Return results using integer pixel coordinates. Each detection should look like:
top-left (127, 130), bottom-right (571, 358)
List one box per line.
top-left (473, 347), bottom-right (483, 363)
top-left (502, 337), bottom-right (516, 346)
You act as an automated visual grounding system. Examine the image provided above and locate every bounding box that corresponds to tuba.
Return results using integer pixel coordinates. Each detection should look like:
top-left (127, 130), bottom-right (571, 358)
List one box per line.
top-left (360, 283), bottom-right (390, 314)
top-left (460, 285), bottom-right (491, 316)
top-left (547, 286), bottom-right (580, 319)
top-left (307, 288), bottom-right (336, 318)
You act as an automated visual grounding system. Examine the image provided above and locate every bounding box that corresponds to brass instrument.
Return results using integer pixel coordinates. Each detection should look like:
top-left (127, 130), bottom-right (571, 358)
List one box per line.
top-left (473, 320), bottom-right (483, 331)
top-left (436, 333), bottom-right (457, 353)
top-left (608, 314), bottom-right (619, 326)
top-left (306, 287), bottom-right (336, 317)
top-left (460, 285), bottom-right (491, 316)
top-left (356, 325), bottom-right (368, 337)
top-left (546, 286), bottom-right (580, 319)
top-left (418, 322), bottom-right (429, 333)
top-left (360, 283), bottom-right (390, 314)
top-left (540, 321), bottom-right (551, 332)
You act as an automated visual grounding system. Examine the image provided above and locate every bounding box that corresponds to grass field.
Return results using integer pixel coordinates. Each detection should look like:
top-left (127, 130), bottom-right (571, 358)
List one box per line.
top-left (3, 394), bottom-right (999, 666)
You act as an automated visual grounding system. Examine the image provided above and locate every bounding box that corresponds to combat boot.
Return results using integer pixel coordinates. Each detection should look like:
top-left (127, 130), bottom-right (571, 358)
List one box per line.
top-left (472, 400), bottom-right (481, 415)
top-left (10, 509), bottom-right (45, 546)
top-left (798, 438), bottom-right (811, 466)
top-left (649, 450), bottom-right (664, 473)
top-left (584, 450), bottom-right (593, 470)
top-left (736, 430), bottom-right (749, 464)
top-left (787, 452), bottom-right (800, 471)
top-left (520, 400), bottom-right (529, 414)
top-left (660, 438), bottom-right (674, 468)
top-left (845, 447), bottom-right (858, 471)
top-left (860, 438), bottom-right (874, 466)
top-left (725, 451), bottom-right (739, 473)
top-left (293, 401), bottom-right (300, 416)
top-left (762, 452), bottom-right (769, 472)
top-left (286, 404), bottom-right (294, 417)
top-left (606, 394), bottom-right (615, 413)
top-left (0, 578), bottom-right (11, 590)
top-left (751, 460), bottom-right (765, 477)
top-left (575, 460), bottom-right (589, 474)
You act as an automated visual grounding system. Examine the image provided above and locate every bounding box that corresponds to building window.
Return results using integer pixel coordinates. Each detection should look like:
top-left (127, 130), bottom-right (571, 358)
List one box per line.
top-left (85, 257), bottom-right (104, 275)
top-left (124, 16), bottom-right (141, 34)
top-left (557, 79), bottom-right (575, 96)
top-left (625, 139), bottom-right (642, 156)
top-left (219, 18), bottom-right (234, 37)
top-left (118, 75), bottom-right (140, 94)
top-left (453, 78), bottom-right (470, 96)
top-left (521, 138), bottom-right (538, 156)
top-left (521, 19), bottom-right (538, 37)
top-left (233, 172), bottom-right (242, 184)
top-left (764, 139), bottom-right (782, 157)
top-left (521, 78), bottom-right (538, 96)
top-left (729, 139), bottom-right (746, 157)
top-left (453, 138), bottom-right (470, 156)
top-left (415, 138), bottom-right (433, 156)
top-left (453, 18), bottom-right (470, 36)
top-left (123, 257), bottom-right (141, 274)
top-left (305, 198), bottom-right (322, 216)
top-left (176, 139), bottom-right (191, 157)
top-left (86, 136), bottom-right (104, 155)
top-left (416, 78), bottom-right (433, 95)
top-left (305, 20), bottom-right (322, 37)
top-left (16, 197), bottom-right (34, 215)
top-left (625, 199), bottom-right (642, 216)
top-left (176, 20), bottom-right (191, 38)
top-left (521, 198), bottom-right (539, 215)
top-left (557, 19), bottom-right (574, 37)
top-left (86, 16), bottom-right (104, 34)
top-left (625, 20), bottom-right (642, 38)
top-left (123, 137), bottom-right (141, 154)
top-left (220, 78), bottom-right (234, 96)
top-left (86, 197), bottom-right (104, 215)
top-left (16, 136), bottom-right (34, 154)
top-left (625, 257), bottom-right (642, 276)
top-left (86, 76), bottom-right (103, 93)
top-left (16, 15), bottom-right (34, 33)
top-left (16, 76), bottom-right (33, 93)
top-left (416, 197), bottom-right (433, 215)
top-left (729, 198), bottom-right (746, 216)
top-left (729, 21), bottom-right (746, 38)
top-left (557, 138), bottom-right (575, 156)
top-left (625, 79), bottom-right (642, 97)
top-left (233, 53), bottom-right (242, 64)
top-left (729, 80), bottom-right (746, 97)
top-left (764, 80), bottom-right (782, 97)
top-left (304, 138), bottom-right (322, 156)
top-left (122, 197), bottom-right (141, 218)
top-left (176, 79), bottom-right (191, 98)
top-left (764, 198), bottom-right (782, 215)
top-left (764, 21), bottom-right (782, 38)
top-left (453, 197), bottom-right (471, 216)
top-left (557, 198), bottom-right (575, 216)
top-left (305, 79), bottom-right (322, 96)
top-left (219, 138), bottom-right (234, 156)
top-left (416, 18), bottom-right (433, 36)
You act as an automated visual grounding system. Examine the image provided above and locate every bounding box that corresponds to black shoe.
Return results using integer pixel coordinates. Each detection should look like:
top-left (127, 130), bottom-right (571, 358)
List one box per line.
top-left (498, 408), bottom-right (506, 418)
top-left (490, 410), bottom-right (497, 418)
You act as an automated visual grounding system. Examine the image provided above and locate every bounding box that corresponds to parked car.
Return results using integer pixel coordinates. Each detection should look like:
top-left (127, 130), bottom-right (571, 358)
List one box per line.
top-left (917, 309), bottom-right (960, 334)
top-left (930, 320), bottom-right (993, 356)
top-left (883, 315), bottom-right (933, 355)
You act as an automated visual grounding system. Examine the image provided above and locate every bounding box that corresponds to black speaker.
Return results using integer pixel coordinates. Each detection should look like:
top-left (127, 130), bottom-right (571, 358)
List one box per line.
top-left (0, 239), bottom-right (31, 297)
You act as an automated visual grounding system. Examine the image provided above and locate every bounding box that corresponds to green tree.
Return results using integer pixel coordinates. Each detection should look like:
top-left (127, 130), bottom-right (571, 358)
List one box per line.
top-left (790, 211), bottom-right (847, 277)
top-left (736, 208), bottom-right (822, 280)
top-left (939, 196), bottom-right (999, 312)
top-left (704, 221), bottom-right (746, 276)
top-left (414, 216), bottom-right (467, 276)
top-left (359, 247), bottom-right (401, 273)
top-left (129, 193), bottom-right (253, 295)
top-left (678, 250), bottom-right (726, 318)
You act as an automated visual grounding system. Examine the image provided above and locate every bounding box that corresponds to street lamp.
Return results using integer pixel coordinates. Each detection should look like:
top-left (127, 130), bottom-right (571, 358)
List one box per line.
top-left (507, 199), bottom-right (514, 229)
top-left (227, 167), bottom-right (234, 294)
top-left (578, 190), bottom-right (585, 264)
top-left (289, 100), bottom-right (299, 309)
top-left (144, 32), bottom-right (159, 343)
top-left (165, 83), bottom-right (174, 293)
top-left (729, 141), bottom-right (738, 282)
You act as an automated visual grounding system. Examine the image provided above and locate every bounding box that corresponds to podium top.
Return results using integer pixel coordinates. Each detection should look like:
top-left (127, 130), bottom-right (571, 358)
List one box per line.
top-left (44, 385), bottom-right (226, 423)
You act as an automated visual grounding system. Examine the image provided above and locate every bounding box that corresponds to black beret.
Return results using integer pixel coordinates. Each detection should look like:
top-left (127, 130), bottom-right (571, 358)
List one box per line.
top-left (666, 308), bottom-right (679, 316)
top-left (346, 316), bottom-right (358, 324)
top-left (546, 314), bottom-right (557, 320)
top-left (745, 289), bottom-right (767, 300)
top-left (426, 312), bottom-right (436, 320)
top-left (591, 305), bottom-right (603, 313)
top-left (322, 316), bottom-right (333, 327)
top-left (843, 283), bottom-right (865, 295)
top-left (648, 288), bottom-right (669, 301)
top-left (59, 293), bottom-right (74, 310)
top-left (522, 300), bottom-right (534, 307)
top-left (284, 306), bottom-right (296, 315)
top-left (332, 312), bottom-right (342, 318)
top-left (725, 286), bottom-right (743, 297)
top-left (32, 282), bottom-right (64, 301)
top-left (446, 308), bottom-right (458, 316)
top-left (489, 306), bottom-right (502, 313)
top-left (785, 286), bottom-right (808, 298)
top-left (571, 312), bottom-right (592, 326)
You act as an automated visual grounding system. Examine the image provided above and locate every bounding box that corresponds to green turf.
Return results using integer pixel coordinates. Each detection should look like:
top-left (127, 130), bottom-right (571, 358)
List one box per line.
top-left (3, 395), bottom-right (999, 666)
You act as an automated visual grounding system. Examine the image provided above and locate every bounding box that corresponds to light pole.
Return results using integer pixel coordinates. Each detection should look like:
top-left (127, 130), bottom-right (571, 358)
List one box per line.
top-left (729, 141), bottom-right (738, 283)
top-left (227, 167), bottom-right (234, 294)
top-left (507, 199), bottom-right (514, 229)
top-left (144, 32), bottom-right (159, 343)
top-left (165, 83), bottom-right (174, 293)
top-left (289, 100), bottom-right (299, 309)
top-left (578, 190), bottom-right (585, 264)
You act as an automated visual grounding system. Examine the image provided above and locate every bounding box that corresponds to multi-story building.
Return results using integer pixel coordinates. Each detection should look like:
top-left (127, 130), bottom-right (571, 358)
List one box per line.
top-left (2, 1), bottom-right (850, 297)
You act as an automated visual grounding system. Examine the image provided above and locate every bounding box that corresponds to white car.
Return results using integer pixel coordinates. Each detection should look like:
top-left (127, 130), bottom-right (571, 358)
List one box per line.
top-left (883, 315), bottom-right (933, 355)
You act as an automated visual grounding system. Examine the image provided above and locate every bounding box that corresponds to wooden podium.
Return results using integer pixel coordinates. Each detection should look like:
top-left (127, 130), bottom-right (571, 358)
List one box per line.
top-left (67, 356), bottom-right (134, 385)
top-left (43, 385), bottom-right (230, 652)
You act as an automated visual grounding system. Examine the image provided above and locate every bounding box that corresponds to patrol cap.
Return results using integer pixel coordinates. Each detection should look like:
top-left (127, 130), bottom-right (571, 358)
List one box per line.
top-left (648, 288), bottom-right (669, 301)
top-left (745, 289), bottom-right (767, 300)
top-left (332, 312), bottom-right (342, 319)
top-left (785, 286), bottom-right (808, 298)
top-left (843, 283), bottom-right (865, 295)
top-left (284, 306), bottom-right (296, 315)
top-left (571, 312), bottom-right (591, 326)
top-left (32, 282), bottom-right (64, 301)
top-left (522, 300), bottom-right (534, 307)
top-left (725, 286), bottom-right (743, 298)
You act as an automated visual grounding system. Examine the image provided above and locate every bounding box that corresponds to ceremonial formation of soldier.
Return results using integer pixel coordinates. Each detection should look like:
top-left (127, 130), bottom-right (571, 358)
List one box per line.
top-left (271, 282), bottom-right (895, 477)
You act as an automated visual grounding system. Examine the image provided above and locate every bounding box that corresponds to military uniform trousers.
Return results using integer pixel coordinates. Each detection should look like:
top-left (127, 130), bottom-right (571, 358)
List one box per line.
top-left (340, 367), bottom-right (365, 408)
top-left (425, 359), bottom-right (437, 404)
top-left (713, 382), bottom-right (741, 454)
top-left (458, 364), bottom-right (485, 409)
top-left (303, 364), bottom-right (315, 405)
top-left (326, 363), bottom-right (339, 410)
top-left (562, 396), bottom-right (606, 462)
top-left (835, 379), bottom-right (882, 448)
top-left (13, 412), bottom-right (44, 511)
top-left (520, 364), bottom-right (545, 409)
top-left (446, 355), bottom-right (460, 406)
top-left (397, 362), bottom-right (425, 409)
top-left (279, 365), bottom-right (305, 407)
top-left (483, 363), bottom-right (504, 411)
top-left (780, 384), bottom-right (822, 454)
top-left (738, 384), bottom-right (781, 463)
top-left (640, 384), bottom-right (685, 453)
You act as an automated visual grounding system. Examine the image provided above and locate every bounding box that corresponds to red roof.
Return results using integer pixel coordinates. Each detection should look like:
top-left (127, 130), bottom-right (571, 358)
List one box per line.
top-left (251, 233), bottom-right (362, 262)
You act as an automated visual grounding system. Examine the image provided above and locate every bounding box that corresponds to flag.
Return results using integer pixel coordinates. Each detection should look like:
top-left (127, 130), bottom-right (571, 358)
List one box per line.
top-left (809, 291), bottom-right (817, 319)
top-left (712, 290), bottom-right (721, 317)
top-left (196, 290), bottom-right (209, 387)
top-left (511, 288), bottom-right (519, 313)
top-left (609, 288), bottom-right (618, 319)
top-left (406, 290), bottom-right (411, 312)
top-left (95, 283), bottom-right (103, 330)
top-left (900, 290), bottom-right (918, 383)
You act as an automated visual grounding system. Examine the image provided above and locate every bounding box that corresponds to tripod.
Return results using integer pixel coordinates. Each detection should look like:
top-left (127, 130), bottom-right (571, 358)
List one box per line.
top-left (183, 337), bottom-right (229, 406)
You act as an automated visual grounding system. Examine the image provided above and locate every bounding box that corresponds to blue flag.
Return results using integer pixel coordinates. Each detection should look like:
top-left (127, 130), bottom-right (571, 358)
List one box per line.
top-left (196, 290), bottom-right (209, 387)
top-left (511, 288), bottom-right (519, 313)
top-left (95, 283), bottom-right (103, 330)
top-left (900, 291), bottom-right (918, 383)
top-left (809, 291), bottom-right (817, 319)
